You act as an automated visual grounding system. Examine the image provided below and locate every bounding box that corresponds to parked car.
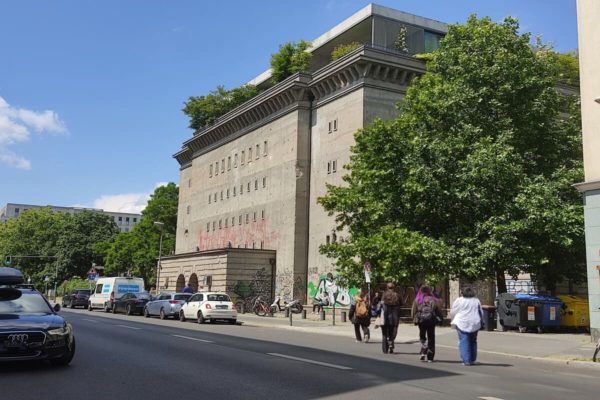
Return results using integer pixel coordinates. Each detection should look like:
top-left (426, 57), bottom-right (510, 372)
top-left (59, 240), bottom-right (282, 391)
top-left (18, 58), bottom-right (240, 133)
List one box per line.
top-left (179, 292), bottom-right (237, 324)
top-left (88, 276), bottom-right (145, 311)
top-left (111, 292), bottom-right (152, 315)
top-left (0, 267), bottom-right (76, 366)
top-left (144, 292), bottom-right (192, 319)
top-left (62, 288), bottom-right (91, 309)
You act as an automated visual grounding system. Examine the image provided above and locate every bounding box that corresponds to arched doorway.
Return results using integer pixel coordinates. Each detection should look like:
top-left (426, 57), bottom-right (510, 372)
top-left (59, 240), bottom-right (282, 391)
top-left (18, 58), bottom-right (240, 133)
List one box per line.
top-left (188, 273), bottom-right (199, 293)
top-left (176, 274), bottom-right (185, 292)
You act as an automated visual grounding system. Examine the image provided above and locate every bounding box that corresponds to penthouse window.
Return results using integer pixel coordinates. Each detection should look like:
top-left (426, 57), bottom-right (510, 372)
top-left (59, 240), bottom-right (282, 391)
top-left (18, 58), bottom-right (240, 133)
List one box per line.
top-left (263, 141), bottom-right (268, 156)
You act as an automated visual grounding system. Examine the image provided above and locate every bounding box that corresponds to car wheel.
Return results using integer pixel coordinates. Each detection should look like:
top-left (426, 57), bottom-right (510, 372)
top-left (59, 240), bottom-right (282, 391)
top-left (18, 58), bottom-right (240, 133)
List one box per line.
top-left (159, 308), bottom-right (166, 320)
top-left (105, 303), bottom-right (111, 313)
top-left (112, 304), bottom-right (118, 314)
top-left (126, 305), bottom-right (132, 316)
top-left (197, 311), bottom-right (205, 324)
top-left (70, 302), bottom-right (75, 309)
top-left (228, 319), bottom-right (237, 325)
top-left (50, 337), bottom-right (76, 367)
top-left (179, 311), bottom-right (186, 322)
top-left (144, 307), bottom-right (150, 318)
top-left (88, 303), bottom-right (93, 312)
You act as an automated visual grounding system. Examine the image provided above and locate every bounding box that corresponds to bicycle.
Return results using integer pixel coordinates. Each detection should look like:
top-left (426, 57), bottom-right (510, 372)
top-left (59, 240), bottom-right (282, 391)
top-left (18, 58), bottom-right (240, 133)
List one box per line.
top-left (252, 296), bottom-right (272, 316)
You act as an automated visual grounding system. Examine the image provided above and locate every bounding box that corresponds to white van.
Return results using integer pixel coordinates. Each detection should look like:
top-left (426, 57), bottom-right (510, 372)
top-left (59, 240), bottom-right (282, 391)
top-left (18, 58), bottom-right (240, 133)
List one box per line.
top-left (88, 277), bottom-right (145, 311)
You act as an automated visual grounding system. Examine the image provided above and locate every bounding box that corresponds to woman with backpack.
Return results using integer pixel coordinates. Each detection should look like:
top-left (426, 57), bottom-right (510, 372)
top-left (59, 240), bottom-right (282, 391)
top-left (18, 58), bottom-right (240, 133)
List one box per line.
top-left (349, 286), bottom-right (371, 343)
top-left (411, 285), bottom-right (442, 362)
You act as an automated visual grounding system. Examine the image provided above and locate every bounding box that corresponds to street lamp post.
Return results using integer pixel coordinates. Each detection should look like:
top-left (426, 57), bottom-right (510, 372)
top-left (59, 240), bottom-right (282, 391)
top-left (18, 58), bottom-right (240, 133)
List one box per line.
top-left (154, 221), bottom-right (164, 295)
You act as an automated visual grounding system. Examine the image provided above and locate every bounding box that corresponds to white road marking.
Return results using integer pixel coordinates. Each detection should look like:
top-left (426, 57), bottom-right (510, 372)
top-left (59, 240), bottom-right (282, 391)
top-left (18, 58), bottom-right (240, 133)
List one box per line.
top-left (115, 324), bottom-right (142, 330)
top-left (267, 353), bottom-right (353, 370)
top-left (81, 319), bottom-right (98, 323)
top-left (478, 397), bottom-right (505, 400)
top-left (172, 334), bottom-right (214, 343)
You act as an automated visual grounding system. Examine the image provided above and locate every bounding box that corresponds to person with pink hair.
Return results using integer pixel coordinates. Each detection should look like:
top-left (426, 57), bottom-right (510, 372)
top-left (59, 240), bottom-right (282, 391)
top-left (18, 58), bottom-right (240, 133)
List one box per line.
top-left (411, 285), bottom-right (442, 362)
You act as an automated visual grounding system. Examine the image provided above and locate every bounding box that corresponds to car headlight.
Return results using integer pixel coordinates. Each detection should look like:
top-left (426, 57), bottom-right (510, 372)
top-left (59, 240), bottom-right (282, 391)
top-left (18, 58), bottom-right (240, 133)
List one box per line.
top-left (48, 326), bottom-right (70, 335)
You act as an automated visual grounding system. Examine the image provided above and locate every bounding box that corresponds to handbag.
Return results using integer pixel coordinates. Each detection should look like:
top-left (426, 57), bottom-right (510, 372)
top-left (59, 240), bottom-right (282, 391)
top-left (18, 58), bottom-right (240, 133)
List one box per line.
top-left (374, 311), bottom-right (385, 329)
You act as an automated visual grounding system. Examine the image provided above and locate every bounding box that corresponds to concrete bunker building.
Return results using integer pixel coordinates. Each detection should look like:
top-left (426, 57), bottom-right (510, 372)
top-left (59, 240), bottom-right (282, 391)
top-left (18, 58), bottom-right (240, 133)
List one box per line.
top-left (160, 4), bottom-right (447, 303)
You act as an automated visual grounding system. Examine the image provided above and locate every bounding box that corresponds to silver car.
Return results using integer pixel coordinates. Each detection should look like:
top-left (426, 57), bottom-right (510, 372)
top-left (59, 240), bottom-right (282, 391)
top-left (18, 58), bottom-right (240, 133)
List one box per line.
top-left (144, 292), bottom-right (192, 319)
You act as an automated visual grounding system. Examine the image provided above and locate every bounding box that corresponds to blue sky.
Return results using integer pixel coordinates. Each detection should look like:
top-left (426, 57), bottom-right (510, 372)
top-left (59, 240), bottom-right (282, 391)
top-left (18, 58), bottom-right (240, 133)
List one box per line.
top-left (0, 0), bottom-right (579, 212)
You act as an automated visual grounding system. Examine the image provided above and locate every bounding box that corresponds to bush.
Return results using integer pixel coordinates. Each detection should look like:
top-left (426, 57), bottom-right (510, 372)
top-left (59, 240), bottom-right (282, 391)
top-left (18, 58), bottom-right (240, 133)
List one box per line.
top-left (270, 40), bottom-right (312, 83)
top-left (331, 42), bottom-right (362, 61)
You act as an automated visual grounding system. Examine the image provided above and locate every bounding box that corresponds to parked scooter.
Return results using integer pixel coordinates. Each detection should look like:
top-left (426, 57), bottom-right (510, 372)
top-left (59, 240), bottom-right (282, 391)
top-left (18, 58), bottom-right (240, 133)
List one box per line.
top-left (270, 296), bottom-right (303, 314)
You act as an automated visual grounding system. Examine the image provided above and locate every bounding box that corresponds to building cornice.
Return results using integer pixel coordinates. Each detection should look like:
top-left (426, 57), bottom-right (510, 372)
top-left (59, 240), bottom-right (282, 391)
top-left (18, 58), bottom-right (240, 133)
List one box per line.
top-left (161, 247), bottom-right (276, 261)
top-left (173, 45), bottom-right (426, 167)
top-left (574, 180), bottom-right (600, 193)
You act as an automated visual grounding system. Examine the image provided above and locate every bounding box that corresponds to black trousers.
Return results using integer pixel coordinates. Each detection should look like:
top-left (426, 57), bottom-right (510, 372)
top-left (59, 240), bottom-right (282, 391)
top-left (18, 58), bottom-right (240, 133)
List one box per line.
top-left (353, 323), bottom-right (370, 341)
top-left (418, 320), bottom-right (436, 360)
top-left (381, 324), bottom-right (398, 353)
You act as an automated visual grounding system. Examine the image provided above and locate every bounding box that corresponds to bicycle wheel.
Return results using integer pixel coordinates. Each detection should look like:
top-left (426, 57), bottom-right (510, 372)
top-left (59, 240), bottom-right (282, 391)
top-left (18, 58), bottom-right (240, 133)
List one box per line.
top-left (255, 302), bottom-right (268, 316)
top-left (593, 343), bottom-right (600, 362)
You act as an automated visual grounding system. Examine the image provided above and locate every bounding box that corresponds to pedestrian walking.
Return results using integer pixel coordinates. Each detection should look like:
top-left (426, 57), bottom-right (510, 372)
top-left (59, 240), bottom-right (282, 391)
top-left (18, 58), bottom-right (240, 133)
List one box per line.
top-left (349, 286), bottom-right (371, 343)
top-left (449, 286), bottom-right (483, 366)
top-left (380, 282), bottom-right (400, 354)
top-left (183, 284), bottom-right (194, 293)
top-left (370, 291), bottom-right (381, 317)
top-left (411, 285), bottom-right (442, 362)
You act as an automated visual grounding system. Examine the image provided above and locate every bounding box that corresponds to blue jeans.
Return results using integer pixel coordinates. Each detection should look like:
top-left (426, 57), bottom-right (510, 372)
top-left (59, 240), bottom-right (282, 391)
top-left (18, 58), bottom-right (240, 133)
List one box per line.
top-left (457, 328), bottom-right (478, 364)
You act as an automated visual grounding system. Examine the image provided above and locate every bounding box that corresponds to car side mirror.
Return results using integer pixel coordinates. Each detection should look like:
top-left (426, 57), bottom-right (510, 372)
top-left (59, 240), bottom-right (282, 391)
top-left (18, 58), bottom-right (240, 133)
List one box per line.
top-left (54, 303), bottom-right (61, 312)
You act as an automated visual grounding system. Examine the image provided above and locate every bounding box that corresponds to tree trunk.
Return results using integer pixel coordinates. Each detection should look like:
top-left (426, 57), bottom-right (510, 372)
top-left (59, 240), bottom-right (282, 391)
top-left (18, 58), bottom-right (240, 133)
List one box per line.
top-left (496, 269), bottom-right (507, 294)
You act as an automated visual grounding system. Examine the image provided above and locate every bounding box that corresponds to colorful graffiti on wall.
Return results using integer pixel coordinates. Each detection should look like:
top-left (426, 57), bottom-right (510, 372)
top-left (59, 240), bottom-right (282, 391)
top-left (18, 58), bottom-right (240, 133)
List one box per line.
top-left (225, 268), bottom-right (273, 311)
top-left (197, 219), bottom-right (280, 251)
top-left (307, 274), bottom-right (358, 306)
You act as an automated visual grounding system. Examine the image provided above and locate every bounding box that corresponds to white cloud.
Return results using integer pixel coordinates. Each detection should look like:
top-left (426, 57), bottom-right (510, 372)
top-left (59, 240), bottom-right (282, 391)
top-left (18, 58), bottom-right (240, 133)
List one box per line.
top-left (0, 96), bottom-right (67, 169)
top-left (84, 182), bottom-right (170, 214)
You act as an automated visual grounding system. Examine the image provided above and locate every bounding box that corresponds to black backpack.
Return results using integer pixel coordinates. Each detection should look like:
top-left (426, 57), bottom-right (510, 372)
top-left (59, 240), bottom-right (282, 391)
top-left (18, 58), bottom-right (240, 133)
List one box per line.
top-left (418, 299), bottom-right (435, 323)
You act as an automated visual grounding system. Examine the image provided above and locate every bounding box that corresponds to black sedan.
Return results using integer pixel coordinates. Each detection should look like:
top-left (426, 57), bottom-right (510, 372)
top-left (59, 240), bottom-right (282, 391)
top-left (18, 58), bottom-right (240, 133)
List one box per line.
top-left (0, 267), bottom-right (76, 366)
top-left (61, 288), bottom-right (91, 309)
top-left (111, 292), bottom-right (152, 315)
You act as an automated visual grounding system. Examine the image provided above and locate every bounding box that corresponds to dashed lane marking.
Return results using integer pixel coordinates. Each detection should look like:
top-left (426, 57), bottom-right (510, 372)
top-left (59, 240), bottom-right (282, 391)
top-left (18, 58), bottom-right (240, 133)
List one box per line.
top-left (478, 397), bottom-right (505, 400)
top-left (172, 334), bottom-right (214, 343)
top-left (115, 324), bottom-right (142, 330)
top-left (81, 319), bottom-right (99, 323)
top-left (267, 353), bottom-right (353, 370)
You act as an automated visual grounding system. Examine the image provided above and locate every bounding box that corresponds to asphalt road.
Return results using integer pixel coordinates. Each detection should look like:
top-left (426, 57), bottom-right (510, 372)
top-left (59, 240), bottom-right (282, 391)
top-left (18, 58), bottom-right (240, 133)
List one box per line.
top-left (0, 309), bottom-right (598, 400)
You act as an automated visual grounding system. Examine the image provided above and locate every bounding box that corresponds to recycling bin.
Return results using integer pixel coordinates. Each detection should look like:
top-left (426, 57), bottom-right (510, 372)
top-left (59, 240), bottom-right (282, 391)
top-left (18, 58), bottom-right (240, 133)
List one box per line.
top-left (514, 294), bottom-right (563, 333)
top-left (496, 293), bottom-right (542, 332)
top-left (481, 305), bottom-right (496, 331)
top-left (557, 295), bottom-right (589, 330)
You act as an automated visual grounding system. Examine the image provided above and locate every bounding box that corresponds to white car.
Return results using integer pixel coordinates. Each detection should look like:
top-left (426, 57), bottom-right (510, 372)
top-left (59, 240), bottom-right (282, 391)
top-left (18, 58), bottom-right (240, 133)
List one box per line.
top-left (179, 292), bottom-right (237, 324)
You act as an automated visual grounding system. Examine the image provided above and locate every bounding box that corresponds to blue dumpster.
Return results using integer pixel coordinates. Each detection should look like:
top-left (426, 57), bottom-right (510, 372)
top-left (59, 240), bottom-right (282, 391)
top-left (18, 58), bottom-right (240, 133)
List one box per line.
top-left (515, 294), bottom-right (563, 333)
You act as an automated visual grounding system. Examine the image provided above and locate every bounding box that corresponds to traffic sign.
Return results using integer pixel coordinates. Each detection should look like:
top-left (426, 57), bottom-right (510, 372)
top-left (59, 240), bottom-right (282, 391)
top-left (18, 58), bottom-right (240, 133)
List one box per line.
top-left (87, 273), bottom-right (97, 281)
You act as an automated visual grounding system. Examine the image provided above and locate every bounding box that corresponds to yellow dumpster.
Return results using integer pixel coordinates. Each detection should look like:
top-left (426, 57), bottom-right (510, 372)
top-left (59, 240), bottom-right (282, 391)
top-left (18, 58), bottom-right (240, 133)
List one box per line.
top-left (557, 295), bottom-right (589, 330)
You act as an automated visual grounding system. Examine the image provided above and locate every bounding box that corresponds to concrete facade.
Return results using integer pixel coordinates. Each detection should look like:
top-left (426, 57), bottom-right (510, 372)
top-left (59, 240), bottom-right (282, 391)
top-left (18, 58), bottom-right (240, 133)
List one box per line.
top-left (166, 4), bottom-right (446, 303)
top-left (575, 0), bottom-right (600, 341)
top-left (0, 202), bottom-right (141, 233)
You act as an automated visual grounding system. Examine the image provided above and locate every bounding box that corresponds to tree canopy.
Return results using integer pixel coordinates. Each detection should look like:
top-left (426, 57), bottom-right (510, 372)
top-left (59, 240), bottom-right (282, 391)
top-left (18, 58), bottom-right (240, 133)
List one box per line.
top-left (270, 40), bottom-right (312, 83)
top-left (318, 15), bottom-right (584, 292)
top-left (183, 85), bottom-right (260, 131)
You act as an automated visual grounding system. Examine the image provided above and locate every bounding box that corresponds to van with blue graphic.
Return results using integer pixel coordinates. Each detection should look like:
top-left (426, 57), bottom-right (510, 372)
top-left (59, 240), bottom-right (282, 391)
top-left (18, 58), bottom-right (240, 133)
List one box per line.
top-left (88, 277), bottom-right (145, 312)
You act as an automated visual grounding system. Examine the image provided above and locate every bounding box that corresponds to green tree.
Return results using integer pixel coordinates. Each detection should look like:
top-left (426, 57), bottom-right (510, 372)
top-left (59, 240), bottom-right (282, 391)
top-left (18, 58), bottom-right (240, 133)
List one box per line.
top-left (183, 84), bottom-right (259, 131)
top-left (319, 16), bottom-right (583, 292)
top-left (98, 183), bottom-right (179, 287)
top-left (331, 42), bottom-right (362, 61)
top-left (270, 40), bottom-right (312, 83)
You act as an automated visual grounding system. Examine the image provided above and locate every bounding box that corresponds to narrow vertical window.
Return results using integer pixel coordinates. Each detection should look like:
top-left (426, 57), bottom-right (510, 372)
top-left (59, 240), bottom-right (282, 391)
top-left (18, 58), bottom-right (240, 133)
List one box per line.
top-left (186, 205), bottom-right (190, 215)
top-left (261, 210), bottom-right (265, 220)
top-left (254, 179), bottom-right (258, 190)
top-left (252, 242), bottom-right (255, 249)
top-left (209, 164), bottom-right (213, 177)
top-left (240, 184), bottom-right (243, 195)
top-left (328, 121), bottom-right (332, 133)
top-left (233, 186), bottom-right (236, 197)
top-left (215, 161), bottom-right (219, 175)
top-left (241, 151), bottom-right (245, 165)
top-left (246, 213), bottom-right (249, 224)
top-left (234, 153), bottom-right (238, 167)
top-left (327, 161), bottom-right (331, 174)
top-left (220, 191), bottom-right (223, 200)
top-left (333, 118), bottom-right (338, 131)
top-left (253, 211), bottom-right (256, 221)
top-left (227, 189), bottom-right (230, 198)
top-left (206, 223), bottom-right (210, 232)
top-left (208, 195), bottom-right (211, 204)
top-left (214, 193), bottom-right (217, 202)
top-left (249, 147), bottom-right (252, 162)
top-left (326, 235), bottom-right (330, 244)
top-left (221, 159), bottom-right (225, 173)
top-left (239, 215), bottom-right (242, 225)
top-left (262, 177), bottom-right (266, 188)
top-left (212, 221), bottom-right (216, 231)
top-left (332, 232), bottom-right (337, 243)
top-left (219, 220), bottom-right (222, 229)
top-left (247, 182), bottom-right (250, 192)
top-left (227, 156), bottom-right (231, 170)
top-left (256, 144), bottom-right (260, 159)
top-left (232, 216), bottom-right (235, 226)
top-left (263, 141), bottom-right (268, 156)
top-left (260, 240), bottom-right (264, 249)
top-left (225, 219), bottom-right (228, 228)
top-left (332, 160), bottom-right (337, 173)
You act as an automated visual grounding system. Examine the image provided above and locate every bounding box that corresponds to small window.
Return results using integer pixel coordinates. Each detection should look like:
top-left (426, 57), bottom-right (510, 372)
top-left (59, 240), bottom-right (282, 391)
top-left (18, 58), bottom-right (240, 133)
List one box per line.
top-left (214, 193), bottom-right (217, 202)
top-left (262, 177), bottom-right (266, 188)
top-left (215, 161), bottom-right (219, 175)
top-left (254, 179), bottom-right (258, 190)
top-left (133, 218), bottom-right (137, 223)
top-left (326, 235), bottom-right (330, 244)
top-left (239, 215), bottom-right (242, 225)
top-left (206, 223), bottom-right (210, 232)
top-left (186, 205), bottom-right (191, 215)
top-left (209, 195), bottom-right (211, 204)
top-left (227, 156), bottom-right (231, 170)
top-left (227, 189), bottom-right (230, 198)
top-left (246, 213), bottom-right (249, 224)
top-left (240, 184), bottom-right (244, 195)
top-left (263, 141), bottom-right (268, 156)
top-left (221, 159), bottom-right (225, 173)
top-left (256, 144), bottom-right (260, 159)
top-left (209, 164), bottom-right (213, 177)
top-left (247, 182), bottom-right (251, 192)
top-left (332, 160), bottom-right (337, 173)
top-left (220, 191), bottom-right (223, 200)
top-left (212, 221), bottom-right (216, 231)
top-left (332, 232), bottom-right (337, 243)
top-left (327, 161), bottom-right (331, 174)
top-left (252, 242), bottom-right (255, 249)
top-left (232, 217), bottom-right (235, 226)
top-left (328, 121), bottom-right (332, 133)
top-left (188, 178), bottom-right (192, 187)
top-left (249, 147), bottom-right (252, 162)
top-left (219, 220), bottom-right (222, 229)
top-left (119, 216), bottom-right (122, 222)
top-left (253, 211), bottom-right (256, 222)
top-left (234, 153), bottom-right (238, 168)
top-left (260, 240), bottom-right (264, 249)
top-left (261, 210), bottom-right (265, 220)
top-left (233, 186), bottom-right (236, 197)
top-left (333, 119), bottom-right (338, 131)
top-left (241, 151), bottom-right (245, 165)
top-left (126, 217), bottom-right (130, 224)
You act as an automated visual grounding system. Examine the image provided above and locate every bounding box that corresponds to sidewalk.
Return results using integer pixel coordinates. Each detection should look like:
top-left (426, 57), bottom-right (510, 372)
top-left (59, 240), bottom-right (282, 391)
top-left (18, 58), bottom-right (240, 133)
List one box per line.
top-left (237, 311), bottom-right (598, 365)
